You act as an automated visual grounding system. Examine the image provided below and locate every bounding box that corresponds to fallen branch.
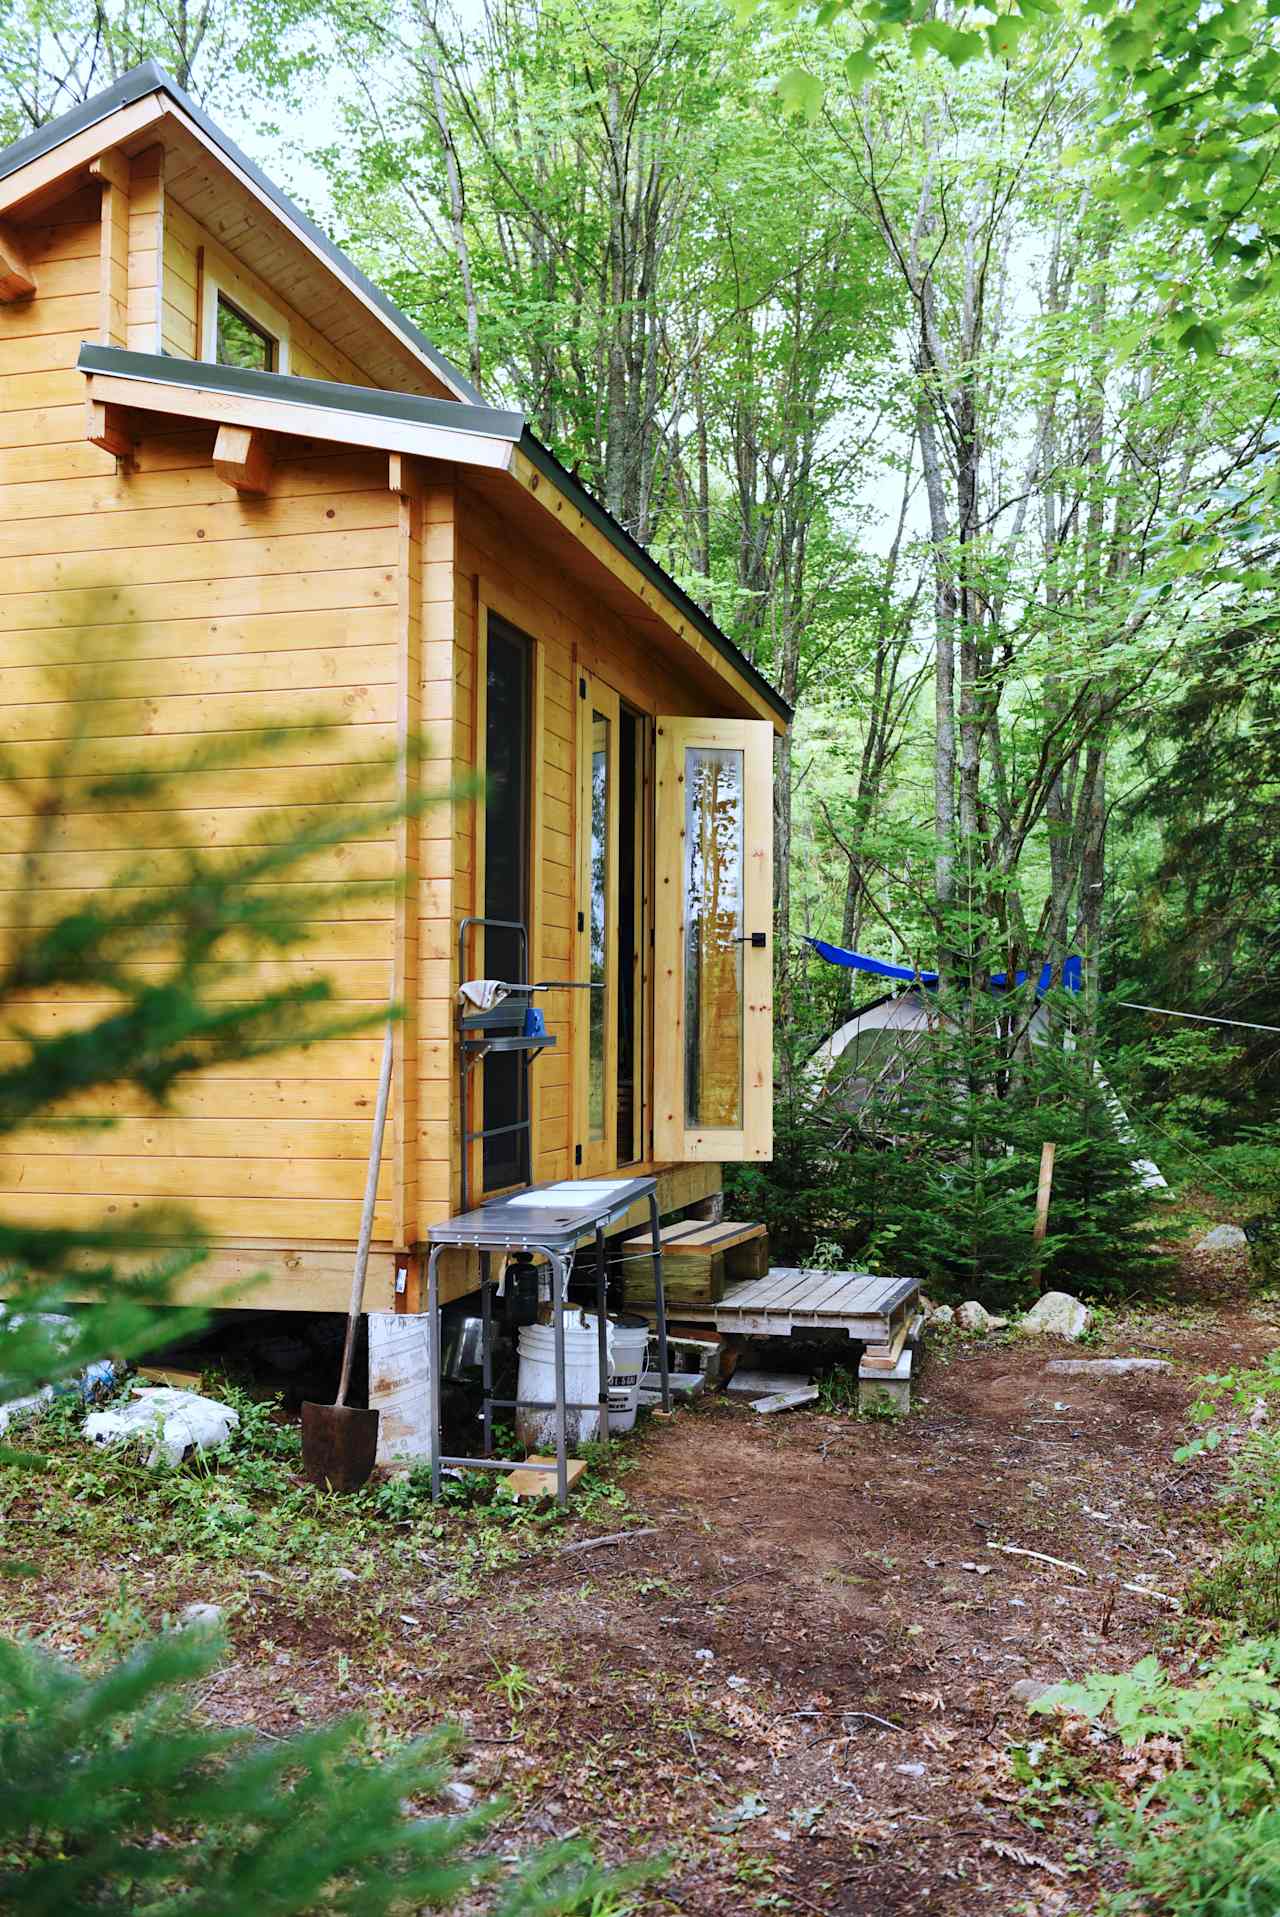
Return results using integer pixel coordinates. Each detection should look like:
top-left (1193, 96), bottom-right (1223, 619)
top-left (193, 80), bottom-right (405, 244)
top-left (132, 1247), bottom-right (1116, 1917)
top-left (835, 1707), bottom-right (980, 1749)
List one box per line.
top-left (991, 1543), bottom-right (1087, 1577)
top-left (990, 1542), bottom-right (1181, 1608)
top-left (557, 1527), bottom-right (658, 1556)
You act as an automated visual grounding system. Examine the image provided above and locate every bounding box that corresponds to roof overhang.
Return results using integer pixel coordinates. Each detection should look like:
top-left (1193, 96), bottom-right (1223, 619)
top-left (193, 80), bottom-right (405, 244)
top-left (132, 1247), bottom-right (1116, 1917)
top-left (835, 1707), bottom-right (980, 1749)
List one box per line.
top-left (76, 345), bottom-right (793, 728)
top-left (78, 344), bottom-right (521, 469)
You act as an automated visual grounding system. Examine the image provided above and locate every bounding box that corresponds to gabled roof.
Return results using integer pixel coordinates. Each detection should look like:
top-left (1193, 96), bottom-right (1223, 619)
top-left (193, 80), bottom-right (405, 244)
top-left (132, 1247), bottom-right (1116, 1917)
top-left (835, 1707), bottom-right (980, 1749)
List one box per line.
top-left (0, 61), bottom-right (481, 405)
top-left (4, 66), bottom-right (792, 725)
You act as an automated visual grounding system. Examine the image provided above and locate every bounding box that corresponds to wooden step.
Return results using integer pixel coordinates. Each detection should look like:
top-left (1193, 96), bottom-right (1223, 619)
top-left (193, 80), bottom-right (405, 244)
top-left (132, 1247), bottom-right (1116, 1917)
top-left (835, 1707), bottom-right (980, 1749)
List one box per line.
top-left (622, 1218), bottom-right (768, 1307)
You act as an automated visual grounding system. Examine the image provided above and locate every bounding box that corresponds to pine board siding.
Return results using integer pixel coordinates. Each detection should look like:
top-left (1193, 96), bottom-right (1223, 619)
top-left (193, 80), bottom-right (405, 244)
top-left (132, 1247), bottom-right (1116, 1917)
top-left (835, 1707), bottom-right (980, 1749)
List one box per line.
top-left (162, 196), bottom-right (378, 385)
top-left (0, 180), bottom-right (404, 1309)
top-left (0, 142), bottom-right (732, 1315)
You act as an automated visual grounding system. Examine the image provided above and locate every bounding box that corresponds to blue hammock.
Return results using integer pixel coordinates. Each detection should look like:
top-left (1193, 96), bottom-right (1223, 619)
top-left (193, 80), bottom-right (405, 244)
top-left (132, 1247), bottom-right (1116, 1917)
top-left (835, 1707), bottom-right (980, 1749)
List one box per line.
top-left (804, 939), bottom-right (1082, 996)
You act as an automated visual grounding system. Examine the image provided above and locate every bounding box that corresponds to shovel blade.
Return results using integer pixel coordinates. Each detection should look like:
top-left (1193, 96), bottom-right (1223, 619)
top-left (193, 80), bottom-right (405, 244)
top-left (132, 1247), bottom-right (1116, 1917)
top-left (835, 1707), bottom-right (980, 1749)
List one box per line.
top-left (301, 1401), bottom-right (380, 1492)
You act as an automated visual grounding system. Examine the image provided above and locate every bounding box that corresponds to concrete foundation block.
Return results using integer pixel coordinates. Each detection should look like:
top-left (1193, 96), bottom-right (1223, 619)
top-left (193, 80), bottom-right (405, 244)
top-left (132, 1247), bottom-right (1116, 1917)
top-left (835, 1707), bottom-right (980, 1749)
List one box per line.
top-left (857, 1370), bottom-right (913, 1415)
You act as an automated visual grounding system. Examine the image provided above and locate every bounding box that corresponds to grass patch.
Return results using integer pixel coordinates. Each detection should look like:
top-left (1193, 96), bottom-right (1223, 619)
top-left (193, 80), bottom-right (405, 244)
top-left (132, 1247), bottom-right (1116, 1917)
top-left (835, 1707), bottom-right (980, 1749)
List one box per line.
top-left (0, 1375), bottom-right (643, 1626)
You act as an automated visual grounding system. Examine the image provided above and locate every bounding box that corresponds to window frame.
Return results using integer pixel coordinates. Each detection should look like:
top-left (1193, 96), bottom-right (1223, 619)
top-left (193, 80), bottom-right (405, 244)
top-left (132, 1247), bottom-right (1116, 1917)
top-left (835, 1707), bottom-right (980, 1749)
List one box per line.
top-left (573, 674), bottom-right (621, 1178)
top-left (470, 590), bottom-right (545, 1203)
top-left (201, 273), bottom-right (291, 375)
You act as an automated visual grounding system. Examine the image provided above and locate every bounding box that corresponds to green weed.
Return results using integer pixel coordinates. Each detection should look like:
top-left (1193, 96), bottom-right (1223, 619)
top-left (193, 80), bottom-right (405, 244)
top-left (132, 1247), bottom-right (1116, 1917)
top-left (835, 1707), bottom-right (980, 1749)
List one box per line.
top-left (0, 1374), bottom-right (640, 1614)
top-left (485, 1655), bottom-right (536, 1713)
top-left (1032, 1643), bottom-right (1280, 1915)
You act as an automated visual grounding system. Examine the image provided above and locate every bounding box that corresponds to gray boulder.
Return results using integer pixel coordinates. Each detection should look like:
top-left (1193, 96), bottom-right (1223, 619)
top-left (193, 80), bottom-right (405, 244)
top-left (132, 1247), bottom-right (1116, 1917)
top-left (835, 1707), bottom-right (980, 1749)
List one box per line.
top-left (1195, 1224), bottom-right (1248, 1254)
top-left (957, 1300), bottom-right (1008, 1333)
top-left (1019, 1291), bottom-right (1091, 1340)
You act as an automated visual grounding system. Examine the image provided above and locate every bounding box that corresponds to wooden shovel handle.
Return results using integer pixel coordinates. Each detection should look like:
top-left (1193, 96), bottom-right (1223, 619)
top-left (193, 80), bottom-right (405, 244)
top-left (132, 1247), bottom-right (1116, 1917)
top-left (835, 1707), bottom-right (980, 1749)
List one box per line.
top-left (335, 1019), bottom-right (395, 1408)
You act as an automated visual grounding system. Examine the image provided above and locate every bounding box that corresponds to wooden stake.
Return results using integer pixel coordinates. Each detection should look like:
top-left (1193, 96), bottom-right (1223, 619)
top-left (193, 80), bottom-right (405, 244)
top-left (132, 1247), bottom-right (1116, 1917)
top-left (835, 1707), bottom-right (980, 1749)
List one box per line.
top-left (1033, 1140), bottom-right (1056, 1290)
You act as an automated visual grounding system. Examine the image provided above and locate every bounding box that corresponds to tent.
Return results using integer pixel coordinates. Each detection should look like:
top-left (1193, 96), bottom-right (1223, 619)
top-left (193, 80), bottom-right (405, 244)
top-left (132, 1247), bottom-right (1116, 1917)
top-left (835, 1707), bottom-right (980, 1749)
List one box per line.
top-left (804, 940), bottom-right (1165, 1189)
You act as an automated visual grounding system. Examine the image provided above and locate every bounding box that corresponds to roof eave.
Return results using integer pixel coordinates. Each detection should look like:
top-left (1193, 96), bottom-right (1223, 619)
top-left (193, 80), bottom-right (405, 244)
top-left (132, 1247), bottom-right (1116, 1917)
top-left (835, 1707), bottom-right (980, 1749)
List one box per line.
top-left (518, 433), bottom-right (792, 726)
top-left (78, 345), bottom-right (520, 470)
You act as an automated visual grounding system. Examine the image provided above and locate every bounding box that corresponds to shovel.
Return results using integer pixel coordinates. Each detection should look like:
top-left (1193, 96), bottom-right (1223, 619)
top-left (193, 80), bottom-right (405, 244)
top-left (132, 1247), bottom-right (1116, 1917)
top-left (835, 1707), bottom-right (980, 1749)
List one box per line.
top-left (302, 1019), bottom-right (394, 1492)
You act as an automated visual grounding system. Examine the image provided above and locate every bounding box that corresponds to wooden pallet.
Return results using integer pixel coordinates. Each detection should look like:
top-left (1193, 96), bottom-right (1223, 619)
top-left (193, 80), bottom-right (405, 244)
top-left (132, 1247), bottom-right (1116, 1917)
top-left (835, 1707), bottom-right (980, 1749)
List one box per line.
top-left (712, 1268), bottom-right (918, 1341)
top-left (622, 1218), bottom-right (768, 1307)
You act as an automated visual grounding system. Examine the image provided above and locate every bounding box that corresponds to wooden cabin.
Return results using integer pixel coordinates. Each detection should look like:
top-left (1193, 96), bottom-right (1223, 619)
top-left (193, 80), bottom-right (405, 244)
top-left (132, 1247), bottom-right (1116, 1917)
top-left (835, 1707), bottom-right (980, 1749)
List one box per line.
top-left (0, 65), bottom-right (789, 1315)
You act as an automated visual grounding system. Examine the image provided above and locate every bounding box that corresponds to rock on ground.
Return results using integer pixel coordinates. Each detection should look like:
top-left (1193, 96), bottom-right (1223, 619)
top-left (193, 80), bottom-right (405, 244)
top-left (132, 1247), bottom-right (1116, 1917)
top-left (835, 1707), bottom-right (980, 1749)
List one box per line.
top-left (1018, 1291), bottom-right (1091, 1340)
top-left (180, 1602), bottom-right (225, 1629)
top-left (1010, 1678), bottom-right (1057, 1708)
top-left (1195, 1223), bottom-right (1248, 1253)
top-left (1045, 1357), bottom-right (1171, 1376)
top-left (956, 1301), bottom-right (1008, 1333)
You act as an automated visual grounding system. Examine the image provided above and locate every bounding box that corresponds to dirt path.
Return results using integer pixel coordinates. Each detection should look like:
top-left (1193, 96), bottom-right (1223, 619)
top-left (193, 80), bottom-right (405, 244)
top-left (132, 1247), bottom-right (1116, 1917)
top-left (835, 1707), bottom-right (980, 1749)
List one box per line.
top-left (5, 1276), bottom-right (1273, 1913)
top-left (413, 1299), bottom-right (1268, 1915)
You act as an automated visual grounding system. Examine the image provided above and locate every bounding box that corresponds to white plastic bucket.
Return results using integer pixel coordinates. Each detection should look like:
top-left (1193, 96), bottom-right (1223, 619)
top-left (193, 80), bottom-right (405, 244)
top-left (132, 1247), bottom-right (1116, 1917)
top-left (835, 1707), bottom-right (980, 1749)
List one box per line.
top-left (516, 1313), bottom-right (608, 1451)
top-left (367, 1311), bottom-right (433, 1462)
top-left (607, 1318), bottom-right (650, 1433)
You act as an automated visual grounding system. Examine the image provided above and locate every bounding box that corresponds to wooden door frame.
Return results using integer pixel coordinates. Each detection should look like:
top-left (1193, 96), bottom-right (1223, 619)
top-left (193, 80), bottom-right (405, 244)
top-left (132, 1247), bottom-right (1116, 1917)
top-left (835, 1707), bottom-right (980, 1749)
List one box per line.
top-left (652, 716), bottom-right (774, 1162)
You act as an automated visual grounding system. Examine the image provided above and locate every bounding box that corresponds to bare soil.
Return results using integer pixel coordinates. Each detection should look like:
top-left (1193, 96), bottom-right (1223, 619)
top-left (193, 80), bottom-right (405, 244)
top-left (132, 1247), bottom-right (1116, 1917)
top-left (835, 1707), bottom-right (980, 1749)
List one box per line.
top-left (6, 1256), bottom-right (1273, 1915)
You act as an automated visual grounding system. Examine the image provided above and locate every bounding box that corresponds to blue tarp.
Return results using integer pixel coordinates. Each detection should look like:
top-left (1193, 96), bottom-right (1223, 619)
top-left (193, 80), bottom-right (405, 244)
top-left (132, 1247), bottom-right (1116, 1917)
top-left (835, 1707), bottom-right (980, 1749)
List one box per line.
top-left (805, 939), bottom-right (1082, 995)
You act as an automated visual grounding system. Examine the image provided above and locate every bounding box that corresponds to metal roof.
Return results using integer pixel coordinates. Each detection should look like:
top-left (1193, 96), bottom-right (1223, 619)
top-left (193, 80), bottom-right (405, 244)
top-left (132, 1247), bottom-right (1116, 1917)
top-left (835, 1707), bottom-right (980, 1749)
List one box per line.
top-left (14, 67), bottom-right (791, 723)
top-left (77, 342), bottom-right (524, 438)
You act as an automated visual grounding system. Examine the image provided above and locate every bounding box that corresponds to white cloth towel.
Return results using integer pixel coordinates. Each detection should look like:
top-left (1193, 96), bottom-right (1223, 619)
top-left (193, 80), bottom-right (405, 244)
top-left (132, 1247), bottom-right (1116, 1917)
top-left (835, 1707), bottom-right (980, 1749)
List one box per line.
top-left (458, 978), bottom-right (509, 1011)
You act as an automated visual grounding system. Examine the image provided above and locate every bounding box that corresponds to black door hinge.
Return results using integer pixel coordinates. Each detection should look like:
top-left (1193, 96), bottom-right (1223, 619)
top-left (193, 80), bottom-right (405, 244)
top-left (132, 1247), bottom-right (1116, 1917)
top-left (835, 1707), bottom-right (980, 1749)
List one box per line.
top-left (579, 677), bottom-right (587, 699)
top-left (575, 1143), bottom-right (583, 1166)
top-left (577, 910), bottom-right (585, 932)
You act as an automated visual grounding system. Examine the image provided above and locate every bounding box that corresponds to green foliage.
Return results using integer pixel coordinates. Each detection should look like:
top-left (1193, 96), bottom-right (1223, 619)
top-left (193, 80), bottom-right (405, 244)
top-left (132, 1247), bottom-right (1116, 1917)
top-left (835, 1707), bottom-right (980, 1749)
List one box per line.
top-left (735, 965), bottom-right (1171, 1308)
top-left (1024, 1362), bottom-right (1280, 1910)
top-left (0, 707), bottom-right (637, 1912)
top-left (1035, 1643), bottom-right (1280, 1915)
top-left (1168, 1353), bottom-right (1280, 1634)
top-left (0, 1628), bottom-right (485, 1915)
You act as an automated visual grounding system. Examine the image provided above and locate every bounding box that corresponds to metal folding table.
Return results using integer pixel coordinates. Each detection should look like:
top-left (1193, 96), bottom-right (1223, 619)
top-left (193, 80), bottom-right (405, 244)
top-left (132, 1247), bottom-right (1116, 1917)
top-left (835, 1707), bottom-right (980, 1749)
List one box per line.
top-left (424, 1175), bottom-right (671, 1506)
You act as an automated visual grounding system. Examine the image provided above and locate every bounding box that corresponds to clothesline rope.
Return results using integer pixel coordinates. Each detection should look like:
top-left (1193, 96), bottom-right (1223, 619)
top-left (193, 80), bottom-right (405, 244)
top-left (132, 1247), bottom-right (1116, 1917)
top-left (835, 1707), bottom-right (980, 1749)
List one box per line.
top-left (1116, 1001), bottom-right (1280, 1036)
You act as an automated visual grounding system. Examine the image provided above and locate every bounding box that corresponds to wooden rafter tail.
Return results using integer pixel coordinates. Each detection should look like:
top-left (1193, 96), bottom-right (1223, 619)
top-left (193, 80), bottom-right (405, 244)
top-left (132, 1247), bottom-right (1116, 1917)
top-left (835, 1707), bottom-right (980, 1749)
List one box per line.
top-left (388, 451), bottom-right (421, 497)
top-left (212, 423), bottom-right (273, 494)
top-left (87, 147), bottom-right (131, 194)
top-left (0, 220), bottom-right (35, 301)
top-left (86, 396), bottom-right (132, 458)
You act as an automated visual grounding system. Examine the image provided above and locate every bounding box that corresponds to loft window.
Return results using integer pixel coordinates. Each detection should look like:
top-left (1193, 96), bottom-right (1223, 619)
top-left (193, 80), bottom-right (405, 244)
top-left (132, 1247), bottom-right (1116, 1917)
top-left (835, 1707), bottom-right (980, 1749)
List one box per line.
top-left (216, 294), bottom-right (277, 373)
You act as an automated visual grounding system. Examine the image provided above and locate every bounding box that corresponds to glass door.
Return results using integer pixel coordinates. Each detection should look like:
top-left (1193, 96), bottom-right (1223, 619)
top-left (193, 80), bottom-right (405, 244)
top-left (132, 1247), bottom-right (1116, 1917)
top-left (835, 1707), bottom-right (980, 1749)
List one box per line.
top-left (653, 717), bottom-right (774, 1161)
top-left (479, 614), bottom-right (533, 1194)
top-left (575, 677), bottom-right (620, 1176)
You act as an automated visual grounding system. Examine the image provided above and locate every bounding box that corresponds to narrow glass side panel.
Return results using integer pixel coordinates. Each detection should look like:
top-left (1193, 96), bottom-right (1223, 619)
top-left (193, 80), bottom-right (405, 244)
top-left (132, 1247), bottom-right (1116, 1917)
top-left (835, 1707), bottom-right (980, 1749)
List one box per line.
top-left (587, 710), bottom-right (610, 1142)
top-left (682, 746), bottom-right (744, 1129)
